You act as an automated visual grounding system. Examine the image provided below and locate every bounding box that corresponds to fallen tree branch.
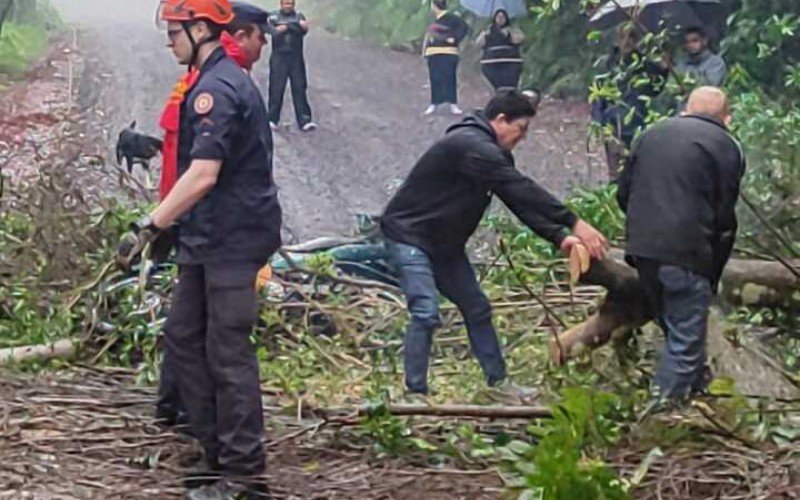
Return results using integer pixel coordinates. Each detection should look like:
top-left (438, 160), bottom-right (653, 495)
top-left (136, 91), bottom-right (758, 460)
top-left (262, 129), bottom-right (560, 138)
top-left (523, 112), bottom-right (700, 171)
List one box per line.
top-left (319, 403), bottom-right (552, 420)
top-left (276, 248), bottom-right (400, 293)
top-left (0, 339), bottom-right (76, 366)
top-left (550, 249), bottom-right (799, 365)
top-left (498, 237), bottom-right (567, 330)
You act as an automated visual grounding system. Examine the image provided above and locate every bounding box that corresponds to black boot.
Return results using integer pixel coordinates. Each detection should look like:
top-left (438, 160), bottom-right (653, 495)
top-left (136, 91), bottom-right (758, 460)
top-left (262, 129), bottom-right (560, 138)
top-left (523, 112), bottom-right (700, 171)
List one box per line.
top-left (183, 456), bottom-right (222, 490)
top-left (187, 479), bottom-right (271, 500)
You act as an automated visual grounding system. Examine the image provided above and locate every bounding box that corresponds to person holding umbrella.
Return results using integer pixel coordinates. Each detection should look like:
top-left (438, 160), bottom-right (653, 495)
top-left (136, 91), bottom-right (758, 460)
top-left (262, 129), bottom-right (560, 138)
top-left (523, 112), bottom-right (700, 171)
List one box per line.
top-left (591, 26), bottom-right (668, 180)
top-left (476, 9), bottom-right (526, 92)
top-left (423, 0), bottom-right (470, 116)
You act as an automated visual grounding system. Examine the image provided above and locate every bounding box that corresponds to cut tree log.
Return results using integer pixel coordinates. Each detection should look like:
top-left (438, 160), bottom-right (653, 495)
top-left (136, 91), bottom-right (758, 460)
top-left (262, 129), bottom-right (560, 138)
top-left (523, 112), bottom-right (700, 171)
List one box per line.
top-left (0, 339), bottom-right (76, 366)
top-left (551, 249), bottom-right (799, 366)
top-left (319, 403), bottom-right (552, 420)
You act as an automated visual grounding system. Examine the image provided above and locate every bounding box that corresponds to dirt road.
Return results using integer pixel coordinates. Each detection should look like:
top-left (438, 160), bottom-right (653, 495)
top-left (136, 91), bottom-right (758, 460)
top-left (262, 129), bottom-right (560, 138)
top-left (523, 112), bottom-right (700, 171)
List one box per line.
top-left (52, 0), bottom-right (603, 242)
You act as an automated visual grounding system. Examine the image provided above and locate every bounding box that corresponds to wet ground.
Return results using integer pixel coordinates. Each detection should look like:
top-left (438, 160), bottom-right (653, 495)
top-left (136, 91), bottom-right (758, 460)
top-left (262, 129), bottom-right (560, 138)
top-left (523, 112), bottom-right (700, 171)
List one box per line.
top-left (51, 0), bottom-right (604, 242)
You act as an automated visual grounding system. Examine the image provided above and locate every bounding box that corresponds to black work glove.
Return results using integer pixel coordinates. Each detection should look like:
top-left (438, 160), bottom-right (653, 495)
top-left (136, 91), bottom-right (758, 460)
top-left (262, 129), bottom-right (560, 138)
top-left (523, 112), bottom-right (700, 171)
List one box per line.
top-left (116, 216), bottom-right (172, 272)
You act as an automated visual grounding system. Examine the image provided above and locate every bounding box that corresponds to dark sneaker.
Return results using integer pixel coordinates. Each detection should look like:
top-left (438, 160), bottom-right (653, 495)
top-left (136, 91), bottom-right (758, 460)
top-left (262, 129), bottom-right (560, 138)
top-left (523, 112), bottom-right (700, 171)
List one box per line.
top-left (484, 380), bottom-right (539, 405)
top-left (400, 392), bottom-right (431, 405)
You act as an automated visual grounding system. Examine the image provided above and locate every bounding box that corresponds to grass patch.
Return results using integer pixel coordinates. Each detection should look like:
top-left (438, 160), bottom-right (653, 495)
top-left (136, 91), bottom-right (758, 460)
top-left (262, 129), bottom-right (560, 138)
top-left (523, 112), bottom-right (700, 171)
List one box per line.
top-left (0, 23), bottom-right (48, 75)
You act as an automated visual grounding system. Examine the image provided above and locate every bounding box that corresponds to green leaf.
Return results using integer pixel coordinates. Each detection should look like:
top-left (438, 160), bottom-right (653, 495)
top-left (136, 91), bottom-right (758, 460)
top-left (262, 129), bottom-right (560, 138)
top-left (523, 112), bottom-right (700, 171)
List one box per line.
top-left (409, 437), bottom-right (438, 452)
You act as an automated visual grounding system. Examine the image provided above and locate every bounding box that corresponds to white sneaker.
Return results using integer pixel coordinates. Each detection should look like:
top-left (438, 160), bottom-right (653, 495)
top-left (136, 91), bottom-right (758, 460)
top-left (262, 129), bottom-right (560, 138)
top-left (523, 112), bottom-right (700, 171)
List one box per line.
top-left (449, 104), bottom-right (463, 115)
top-left (301, 122), bottom-right (318, 132)
top-left (269, 122), bottom-right (278, 131)
top-left (423, 104), bottom-right (437, 116)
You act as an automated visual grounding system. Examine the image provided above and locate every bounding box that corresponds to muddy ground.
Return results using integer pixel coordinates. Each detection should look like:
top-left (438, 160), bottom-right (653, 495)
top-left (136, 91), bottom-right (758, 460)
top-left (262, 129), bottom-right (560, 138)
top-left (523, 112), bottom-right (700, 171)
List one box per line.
top-left (51, 0), bottom-right (603, 241)
top-left (0, 3), bottom-right (612, 498)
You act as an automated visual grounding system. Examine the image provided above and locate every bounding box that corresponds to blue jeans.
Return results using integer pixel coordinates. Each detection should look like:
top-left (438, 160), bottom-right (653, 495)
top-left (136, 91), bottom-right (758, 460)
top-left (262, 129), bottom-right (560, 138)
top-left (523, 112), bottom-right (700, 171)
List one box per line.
top-left (386, 240), bottom-right (506, 394)
top-left (636, 259), bottom-right (713, 400)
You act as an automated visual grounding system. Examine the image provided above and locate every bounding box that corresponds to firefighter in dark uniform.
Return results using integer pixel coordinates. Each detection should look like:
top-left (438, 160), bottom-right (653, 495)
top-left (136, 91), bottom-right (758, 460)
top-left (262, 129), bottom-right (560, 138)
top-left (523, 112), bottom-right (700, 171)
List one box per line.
top-left (267, 0), bottom-right (317, 131)
top-left (120, 1), bottom-right (281, 498)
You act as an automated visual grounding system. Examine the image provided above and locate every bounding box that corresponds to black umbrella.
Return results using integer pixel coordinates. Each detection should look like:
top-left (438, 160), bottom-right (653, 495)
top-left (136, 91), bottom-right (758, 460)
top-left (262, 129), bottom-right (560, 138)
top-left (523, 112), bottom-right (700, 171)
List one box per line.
top-left (589, 0), bottom-right (727, 41)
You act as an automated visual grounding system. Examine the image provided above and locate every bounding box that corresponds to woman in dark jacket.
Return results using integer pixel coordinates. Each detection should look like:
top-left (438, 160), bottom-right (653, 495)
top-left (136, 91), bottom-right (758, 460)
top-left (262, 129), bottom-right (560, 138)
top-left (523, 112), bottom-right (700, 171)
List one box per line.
top-left (477, 9), bottom-right (525, 92)
top-left (423, 0), bottom-right (470, 115)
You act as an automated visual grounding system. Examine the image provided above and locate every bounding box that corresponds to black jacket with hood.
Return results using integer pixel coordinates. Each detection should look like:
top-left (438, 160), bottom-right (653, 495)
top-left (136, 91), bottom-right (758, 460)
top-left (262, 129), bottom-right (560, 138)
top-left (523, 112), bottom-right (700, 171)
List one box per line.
top-left (381, 113), bottom-right (578, 260)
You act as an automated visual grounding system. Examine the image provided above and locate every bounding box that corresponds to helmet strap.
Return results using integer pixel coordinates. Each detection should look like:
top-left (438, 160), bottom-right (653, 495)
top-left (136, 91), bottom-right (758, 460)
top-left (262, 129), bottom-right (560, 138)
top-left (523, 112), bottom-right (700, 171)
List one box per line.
top-left (181, 21), bottom-right (220, 71)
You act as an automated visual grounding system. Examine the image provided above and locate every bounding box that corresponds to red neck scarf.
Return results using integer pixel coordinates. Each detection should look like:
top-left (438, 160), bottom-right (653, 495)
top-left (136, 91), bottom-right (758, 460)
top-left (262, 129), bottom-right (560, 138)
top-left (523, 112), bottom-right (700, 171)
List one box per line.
top-left (158, 34), bottom-right (248, 200)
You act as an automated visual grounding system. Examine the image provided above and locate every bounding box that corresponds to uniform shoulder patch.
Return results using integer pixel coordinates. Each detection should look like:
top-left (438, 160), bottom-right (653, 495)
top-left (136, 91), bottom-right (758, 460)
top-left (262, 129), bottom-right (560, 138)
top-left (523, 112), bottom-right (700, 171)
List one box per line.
top-left (194, 92), bottom-right (215, 115)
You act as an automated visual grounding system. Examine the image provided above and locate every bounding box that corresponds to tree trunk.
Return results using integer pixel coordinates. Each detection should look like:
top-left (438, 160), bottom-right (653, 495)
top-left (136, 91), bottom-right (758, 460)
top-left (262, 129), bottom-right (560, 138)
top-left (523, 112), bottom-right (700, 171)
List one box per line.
top-left (550, 252), bottom-right (799, 366)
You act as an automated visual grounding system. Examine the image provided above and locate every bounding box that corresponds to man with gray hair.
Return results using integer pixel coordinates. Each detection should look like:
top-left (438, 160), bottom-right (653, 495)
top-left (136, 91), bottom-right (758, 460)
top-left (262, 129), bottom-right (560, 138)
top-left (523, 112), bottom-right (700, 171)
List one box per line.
top-left (618, 87), bottom-right (745, 402)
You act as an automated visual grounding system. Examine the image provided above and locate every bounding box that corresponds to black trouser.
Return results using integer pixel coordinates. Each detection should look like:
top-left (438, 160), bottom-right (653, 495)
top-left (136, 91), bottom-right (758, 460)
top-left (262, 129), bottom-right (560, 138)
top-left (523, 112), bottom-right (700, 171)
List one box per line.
top-left (268, 52), bottom-right (313, 127)
top-left (427, 54), bottom-right (459, 105)
top-left (164, 262), bottom-right (265, 477)
top-left (481, 62), bottom-right (522, 92)
top-left (156, 347), bottom-right (187, 427)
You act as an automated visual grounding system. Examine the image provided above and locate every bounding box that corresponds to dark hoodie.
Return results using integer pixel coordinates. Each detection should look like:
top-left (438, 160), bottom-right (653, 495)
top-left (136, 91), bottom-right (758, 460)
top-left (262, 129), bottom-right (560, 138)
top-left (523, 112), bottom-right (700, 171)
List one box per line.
top-left (381, 113), bottom-right (578, 260)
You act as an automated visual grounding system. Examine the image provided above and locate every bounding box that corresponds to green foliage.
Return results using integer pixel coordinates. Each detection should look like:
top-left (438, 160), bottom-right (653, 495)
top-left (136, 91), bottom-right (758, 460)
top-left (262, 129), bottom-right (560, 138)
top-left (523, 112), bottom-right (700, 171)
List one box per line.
top-left (723, 0), bottom-right (800, 102)
top-left (515, 1), bottom-right (600, 96)
top-left (358, 403), bottom-right (418, 457)
top-left (500, 387), bottom-right (628, 500)
top-left (0, 23), bottom-right (46, 74)
top-left (310, 0), bottom-right (433, 49)
top-left (565, 184), bottom-right (625, 244)
top-left (0, 0), bottom-right (60, 75)
top-left (0, 279), bottom-right (73, 349)
top-left (729, 93), bottom-right (799, 255)
top-left (729, 306), bottom-right (799, 372)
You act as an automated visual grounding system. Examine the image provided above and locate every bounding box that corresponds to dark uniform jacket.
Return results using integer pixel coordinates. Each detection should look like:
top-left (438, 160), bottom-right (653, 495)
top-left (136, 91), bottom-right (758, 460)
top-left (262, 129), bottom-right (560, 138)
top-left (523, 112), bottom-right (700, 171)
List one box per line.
top-left (424, 12), bottom-right (469, 57)
top-left (269, 9), bottom-right (307, 55)
top-left (178, 47), bottom-right (282, 265)
top-left (618, 114), bottom-right (745, 287)
top-left (381, 113), bottom-right (578, 260)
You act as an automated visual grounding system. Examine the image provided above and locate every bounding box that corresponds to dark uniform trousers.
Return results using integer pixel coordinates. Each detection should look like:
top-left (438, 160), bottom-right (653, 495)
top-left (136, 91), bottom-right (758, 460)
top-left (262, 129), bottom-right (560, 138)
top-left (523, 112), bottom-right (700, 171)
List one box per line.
top-left (427, 54), bottom-right (460, 105)
top-left (268, 52), bottom-right (313, 127)
top-left (164, 261), bottom-right (265, 477)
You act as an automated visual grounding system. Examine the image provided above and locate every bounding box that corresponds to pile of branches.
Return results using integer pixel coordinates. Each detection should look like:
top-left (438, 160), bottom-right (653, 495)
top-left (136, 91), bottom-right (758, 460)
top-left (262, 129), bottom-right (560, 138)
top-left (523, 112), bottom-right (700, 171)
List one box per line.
top-left (0, 367), bottom-right (504, 499)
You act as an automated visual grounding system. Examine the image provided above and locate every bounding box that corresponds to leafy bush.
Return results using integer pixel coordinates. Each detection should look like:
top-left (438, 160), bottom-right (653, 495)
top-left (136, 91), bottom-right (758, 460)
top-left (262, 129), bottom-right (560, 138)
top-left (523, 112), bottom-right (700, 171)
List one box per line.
top-left (500, 387), bottom-right (628, 500)
top-left (0, 23), bottom-right (46, 74)
top-left (729, 92), bottom-right (799, 255)
top-left (723, 0), bottom-right (800, 102)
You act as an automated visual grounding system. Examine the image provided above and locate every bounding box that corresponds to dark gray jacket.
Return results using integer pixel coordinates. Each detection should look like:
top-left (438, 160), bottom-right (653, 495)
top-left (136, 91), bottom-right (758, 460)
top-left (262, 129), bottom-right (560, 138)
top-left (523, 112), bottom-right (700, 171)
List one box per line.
top-left (381, 113), bottom-right (577, 260)
top-left (676, 50), bottom-right (727, 87)
top-left (618, 115), bottom-right (745, 287)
